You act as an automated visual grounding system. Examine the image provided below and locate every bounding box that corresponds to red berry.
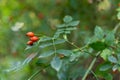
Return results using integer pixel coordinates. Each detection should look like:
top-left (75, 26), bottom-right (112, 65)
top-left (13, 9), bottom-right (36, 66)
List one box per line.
top-left (27, 41), bottom-right (34, 46)
top-left (30, 36), bottom-right (39, 42)
top-left (26, 32), bottom-right (34, 37)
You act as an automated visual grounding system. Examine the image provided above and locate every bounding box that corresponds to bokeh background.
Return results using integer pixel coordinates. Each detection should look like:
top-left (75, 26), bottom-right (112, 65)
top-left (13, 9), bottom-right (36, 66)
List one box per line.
top-left (0, 0), bottom-right (120, 80)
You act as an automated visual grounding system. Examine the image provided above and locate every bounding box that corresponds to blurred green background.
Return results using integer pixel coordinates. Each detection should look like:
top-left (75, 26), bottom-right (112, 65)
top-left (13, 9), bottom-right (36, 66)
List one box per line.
top-left (0, 0), bottom-right (120, 80)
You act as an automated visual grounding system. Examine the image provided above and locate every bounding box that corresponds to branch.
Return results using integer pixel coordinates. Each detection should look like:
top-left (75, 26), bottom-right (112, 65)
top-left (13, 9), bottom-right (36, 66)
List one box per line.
top-left (82, 52), bottom-right (100, 80)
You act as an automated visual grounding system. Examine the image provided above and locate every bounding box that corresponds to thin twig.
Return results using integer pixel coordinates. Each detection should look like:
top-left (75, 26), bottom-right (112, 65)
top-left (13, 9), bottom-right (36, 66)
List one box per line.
top-left (113, 22), bottom-right (120, 33)
top-left (66, 40), bottom-right (95, 57)
top-left (28, 69), bottom-right (42, 80)
top-left (91, 70), bottom-right (99, 80)
top-left (28, 66), bottom-right (49, 80)
top-left (52, 38), bottom-right (57, 56)
top-left (82, 52), bottom-right (100, 80)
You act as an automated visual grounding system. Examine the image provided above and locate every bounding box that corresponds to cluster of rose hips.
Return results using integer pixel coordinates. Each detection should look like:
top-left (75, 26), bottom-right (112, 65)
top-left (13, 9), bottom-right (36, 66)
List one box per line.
top-left (26, 32), bottom-right (39, 46)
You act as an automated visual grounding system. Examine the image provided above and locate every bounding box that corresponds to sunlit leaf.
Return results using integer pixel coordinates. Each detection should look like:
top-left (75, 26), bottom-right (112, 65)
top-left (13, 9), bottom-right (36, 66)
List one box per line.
top-left (50, 56), bottom-right (62, 71)
top-left (100, 49), bottom-right (112, 60)
top-left (57, 49), bottom-right (73, 56)
top-left (63, 15), bottom-right (73, 23)
top-left (108, 55), bottom-right (118, 63)
top-left (39, 50), bottom-right (54, 58)
top-left (94, 26), bottom-right (104, 40)
top-left (99, 64), bottom-right (112, 71)
top-left (105, 31), bottom-right (115, 46)
top-left (67, 21), bottom-right (80, 26)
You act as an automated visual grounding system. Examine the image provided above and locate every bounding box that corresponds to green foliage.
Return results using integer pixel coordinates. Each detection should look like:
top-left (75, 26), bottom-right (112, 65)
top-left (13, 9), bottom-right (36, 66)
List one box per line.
top-left (0, 0), bottom-right (120, 80)
top-left (63, 15), bottom-right (73, 23)
top-left (100, 49), bottom-right (112, 60)
top-left (50, 56), bottom-right (62, 72)
top-left (94, 26), bottom-right (104, 40)
top-left (108, 55), bottom-right (118, 63)
top-left (54, 15), bottom-right (80, 39)
top-left (39, 50), bottom-right (55, 58)
top-left (99, 64), bottom-right (112, 71)
top-left (105, 31), bottom-right (115, 46)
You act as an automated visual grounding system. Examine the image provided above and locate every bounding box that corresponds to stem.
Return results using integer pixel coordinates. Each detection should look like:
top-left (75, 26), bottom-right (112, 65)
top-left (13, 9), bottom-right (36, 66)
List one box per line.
top-left (91, 70), bottom-right (99, 80)
top-left (28, 66), bottom-right (49, 80)
top-left (82, 52), bottom-right (100, 80)
top-left (65, 38), bottom-right (88, 52)
top-left (66, 40), bottom-right (80, 49)
top-left (28, 69), bottom-right (42, 80)
top-left (52, 38), bottom-right (57, 56)
top-left (113, 22), bottom-right (120, 32)
top-left (66, 40), bottom-right (95, 56)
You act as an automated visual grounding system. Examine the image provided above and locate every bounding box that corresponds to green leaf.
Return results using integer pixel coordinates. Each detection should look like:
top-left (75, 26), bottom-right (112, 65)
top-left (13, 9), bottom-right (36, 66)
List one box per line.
top-left (104, 73), bottom-right (113, 80)
top-left (116, 8), bottom-right (120, 11)
top-left (94, 26), bottom-right (104, 40)
top-left (117, 12), bottom-right (120, 20)
top-left (95, 64), bottom-right (113, 80)
top-left (89, 41), bottom-right (107, 51)
top-left (53, 29), bottom-right (64, 39)
top-left (57, 49), bottom-right (73, 56)
top-left (63, 15), bottom-right (73, 23)
top-left (53, 32), bottom-right (60, 39)
top-left (65, 27), bottom-right (77, 31)
top-left (112, 65), bottom-right (119, 72)
top-left (40, 42), bottom-right (53, 48)
top-left (22, 53), bottom-right (37, 65)
top-left (50, 56), bottom-right (62, 71)
top-left (39, 50), bottom-right (54, 58)
top-left (39, 39), bottom-right (65, 48)
top-left (56, 24), bottom-right (66, 28)
top-left (57, 71), bottom-right (67, 80)
top-left (54, 39), bottom-right (66, 44)
top-left (105, 31), bottom-right (115, 46)
top-left (69, 52), bottom-right (82, 62)
top-left (38, 36), bottom-right (52, 43)
top-left (99, 64), bottom-right (112, 71)
top-left (108, 55), bottom-right (118, 63)
top-left (64, 31), bottom-right (71, 34)
top-left (56, 29), bottom-right (65, 34)
top-left (67, 21), bottom-right (80, 26)
top-left (36, 59), bottom-right (49, 67)
top-left (100, 49), bottom-right (112, 60)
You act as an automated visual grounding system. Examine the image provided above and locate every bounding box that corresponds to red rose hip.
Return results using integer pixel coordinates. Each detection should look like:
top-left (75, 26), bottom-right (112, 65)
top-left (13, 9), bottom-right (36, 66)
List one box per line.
top-left (30, 36), bottom-right (39, 42)
top-left (27, 41), bottom-right (34, 46)
top-left (26, 32), bottom-right (34, 37)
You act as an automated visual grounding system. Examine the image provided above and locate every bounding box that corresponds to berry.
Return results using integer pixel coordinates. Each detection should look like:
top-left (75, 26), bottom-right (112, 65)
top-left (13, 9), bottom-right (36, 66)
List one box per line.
top-left (27, 41), bottom-right (34, 46)
top-left (30, 36), bottom-right (39, 42)
top-left (26, 32), bottom-right (34, 37)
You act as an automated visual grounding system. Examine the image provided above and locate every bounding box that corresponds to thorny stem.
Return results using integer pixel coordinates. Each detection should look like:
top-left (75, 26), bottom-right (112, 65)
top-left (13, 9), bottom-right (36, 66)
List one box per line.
top-left (82, 52), bottom-right (100, 80)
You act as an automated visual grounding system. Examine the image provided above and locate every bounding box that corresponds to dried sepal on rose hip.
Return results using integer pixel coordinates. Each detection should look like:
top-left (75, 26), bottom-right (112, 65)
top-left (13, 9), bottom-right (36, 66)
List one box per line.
top-left (30, 36), bottom-right (39, 42)
top-left (26, 32), bottom-right (34, 37)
